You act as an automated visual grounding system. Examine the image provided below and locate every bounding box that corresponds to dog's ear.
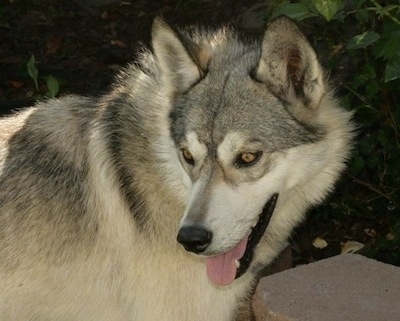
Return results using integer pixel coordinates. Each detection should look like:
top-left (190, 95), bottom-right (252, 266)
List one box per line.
top-left (255, 16), bottom-right (325, 111)
top-left (152, 17), bottom-right (209, 94)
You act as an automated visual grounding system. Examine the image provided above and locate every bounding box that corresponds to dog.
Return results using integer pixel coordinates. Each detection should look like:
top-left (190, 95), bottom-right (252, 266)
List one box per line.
top-left (0, 16), bottom-right (353, 321)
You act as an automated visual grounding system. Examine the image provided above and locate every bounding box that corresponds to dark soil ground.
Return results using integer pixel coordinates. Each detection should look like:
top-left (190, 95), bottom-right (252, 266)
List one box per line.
top-left (1, 0), bottom-right (398, 268)
top-left (1, 0), bottom-right (265, 111)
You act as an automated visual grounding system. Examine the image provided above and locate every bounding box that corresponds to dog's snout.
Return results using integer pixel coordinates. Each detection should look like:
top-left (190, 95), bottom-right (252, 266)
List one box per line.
top-left (177, 225), bottom-right (213, 254)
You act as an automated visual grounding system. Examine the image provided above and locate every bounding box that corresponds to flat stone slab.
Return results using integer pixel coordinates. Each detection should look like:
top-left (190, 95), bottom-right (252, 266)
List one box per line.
top-left (253, 254), bottom-right (400, 321)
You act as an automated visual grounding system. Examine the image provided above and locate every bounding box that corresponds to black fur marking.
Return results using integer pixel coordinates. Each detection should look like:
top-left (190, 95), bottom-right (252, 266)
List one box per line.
top-left (235, 193), bottom-right (278, 279)
top-left (0, 127), bottom-right (89, 222)
top-left (103, 97), bottom-right (149, 229)
top-left (0, 112), bottom-right (96, 265)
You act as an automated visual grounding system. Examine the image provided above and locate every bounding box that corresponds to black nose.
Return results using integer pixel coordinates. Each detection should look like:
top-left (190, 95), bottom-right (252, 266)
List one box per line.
top-left (177, 225), bottom-right (213, 254)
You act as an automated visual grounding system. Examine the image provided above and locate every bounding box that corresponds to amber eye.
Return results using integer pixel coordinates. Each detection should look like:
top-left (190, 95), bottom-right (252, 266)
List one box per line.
top-left (235, 151), bottom-right (262, 168)
top-left (181, 149), bottom-right (195, 166)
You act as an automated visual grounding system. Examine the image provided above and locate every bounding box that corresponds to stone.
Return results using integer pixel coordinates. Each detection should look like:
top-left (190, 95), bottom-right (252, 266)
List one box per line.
top-left (253, 254), bottom-right (400, 321)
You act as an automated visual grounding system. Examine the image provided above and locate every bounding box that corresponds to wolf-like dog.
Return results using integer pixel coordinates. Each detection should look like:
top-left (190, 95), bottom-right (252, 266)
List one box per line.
top-left (0, 17), bottom-right (353, 320)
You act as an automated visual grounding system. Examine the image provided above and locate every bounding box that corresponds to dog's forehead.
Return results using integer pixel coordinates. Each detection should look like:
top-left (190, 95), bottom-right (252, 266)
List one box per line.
top-left (185, 130), bottom-right (261, 162)
top-left (170, 61), bottom-right (322, 151)
top-left (216, 132), bottom-right (253, 163)
top-left (216, 132), bottom-right (241, 153)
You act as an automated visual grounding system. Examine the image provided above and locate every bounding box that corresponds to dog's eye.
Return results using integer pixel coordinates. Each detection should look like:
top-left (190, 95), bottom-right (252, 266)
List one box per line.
top-left (235, 151), bottom-right (262, 168)
top-left (181, 149), bottom-right (195, 166)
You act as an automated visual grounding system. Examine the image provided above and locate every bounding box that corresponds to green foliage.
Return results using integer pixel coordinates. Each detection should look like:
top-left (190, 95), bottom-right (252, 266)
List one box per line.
top-left (27, 54), bottom-right (39, 92)
top-left (270, 0), bottom-right (400, 265)
top-left (26, 54), bottom-right (60, 98)
top-left (311, 0), bottom-right (344, 21)
top-left (271, 1), bottom-right (316, 21)
top-left (346, 31), bottom-right (380, 50)
top-left (45, 75), bottom-right (60, 98)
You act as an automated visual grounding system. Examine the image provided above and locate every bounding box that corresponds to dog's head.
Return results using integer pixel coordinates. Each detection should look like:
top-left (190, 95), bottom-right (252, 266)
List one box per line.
top-left (151, 17), bottom-right (352, 285)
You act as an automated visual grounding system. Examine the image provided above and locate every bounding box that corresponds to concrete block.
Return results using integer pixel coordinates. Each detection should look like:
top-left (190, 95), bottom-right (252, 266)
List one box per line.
top-left (253, 254), bottom-right (400, 321)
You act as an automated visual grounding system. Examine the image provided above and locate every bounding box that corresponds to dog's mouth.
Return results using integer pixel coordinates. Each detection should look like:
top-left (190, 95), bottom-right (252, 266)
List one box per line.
top-left (205, 193), bottom-right (278, 286)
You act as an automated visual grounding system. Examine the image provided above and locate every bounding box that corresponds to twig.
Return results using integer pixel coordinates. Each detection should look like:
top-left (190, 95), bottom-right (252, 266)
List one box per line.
top-left (347, 174), bottom-right (395, 202)
top-left (370, 0), bottom-right (400, 25)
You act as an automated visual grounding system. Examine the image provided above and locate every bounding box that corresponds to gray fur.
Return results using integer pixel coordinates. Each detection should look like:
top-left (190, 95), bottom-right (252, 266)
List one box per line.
top-left (0, 17), bottom-right (353, 321)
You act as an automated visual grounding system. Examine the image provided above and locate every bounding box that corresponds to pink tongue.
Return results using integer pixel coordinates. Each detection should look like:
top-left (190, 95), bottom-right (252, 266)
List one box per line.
top-left (205, 237), bottom-right (248, 286)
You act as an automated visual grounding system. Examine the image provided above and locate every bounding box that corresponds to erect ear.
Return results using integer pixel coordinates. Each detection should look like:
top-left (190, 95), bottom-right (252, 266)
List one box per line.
top-left (152, 17), bottom-right (210, 94)
top-left (255, 16), bottom-right (325, 111)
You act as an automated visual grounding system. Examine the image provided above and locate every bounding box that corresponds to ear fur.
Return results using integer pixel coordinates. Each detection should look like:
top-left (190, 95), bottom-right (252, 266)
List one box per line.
top-left (152, 17), bottom-right (210, 94)
top-left (256, 16), bottom-right (325, 112)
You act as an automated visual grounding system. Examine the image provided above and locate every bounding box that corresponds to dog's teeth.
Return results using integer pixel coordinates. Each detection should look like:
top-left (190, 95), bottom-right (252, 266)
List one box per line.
top-left (235, 260), bottom-right (240, 269)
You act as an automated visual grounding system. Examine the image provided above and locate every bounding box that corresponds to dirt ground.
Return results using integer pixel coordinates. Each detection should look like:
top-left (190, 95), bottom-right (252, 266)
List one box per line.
top-left (0, 0), bottom-right (267, 112)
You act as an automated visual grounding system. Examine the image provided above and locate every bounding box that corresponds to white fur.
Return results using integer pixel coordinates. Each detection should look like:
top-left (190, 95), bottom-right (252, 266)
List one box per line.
top-left (0, 17), bottom-right (353, 321)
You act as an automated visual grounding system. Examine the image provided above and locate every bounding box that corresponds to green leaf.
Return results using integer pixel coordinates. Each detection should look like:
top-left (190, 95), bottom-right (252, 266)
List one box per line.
top-left (374, 21), bottom-right (400, 59)
top-left (355, 8), bottom-right (369, 22)
top-left (366, 81), bottom-right (380, 98)
top-left (374, 37), bottom-right (400, 60)
top-left (312, 0), bottom-right (344, 21)
top-left (385, 51), bottom-right (400, 82)
top-left (349, 154), bottom-right (365, 176)
top-left (367, 153), bottom-right (379, 169)
top-left (353, 0), bottom-right (367, 7)
top-left (359, 139), bottom-right (373, 156)
top-left (347, 31), bottom-right (380, 50)
top-left (27, 54), bottom-right (39, 91)
top-left (271, 2), bottom-right (314, 21)
top-left (45, 75), bottom-right (60, 98)
top-left (378, 129), bottom-right (390, 146)
top-left (353, 64), bottom-right (376, 88)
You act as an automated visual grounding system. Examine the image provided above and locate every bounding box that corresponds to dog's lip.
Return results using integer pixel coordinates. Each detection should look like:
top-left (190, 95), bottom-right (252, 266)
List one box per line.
top-left (235, 193), bottom-right (279, 279)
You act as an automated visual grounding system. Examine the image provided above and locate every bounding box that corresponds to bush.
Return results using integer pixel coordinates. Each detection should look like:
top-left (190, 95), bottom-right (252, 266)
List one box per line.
top-left (268, 0), bottom-right (400, 265)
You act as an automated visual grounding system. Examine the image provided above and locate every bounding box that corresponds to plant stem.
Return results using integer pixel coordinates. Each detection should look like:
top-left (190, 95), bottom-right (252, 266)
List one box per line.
top-left (370, 0), bottom-right (400, 25)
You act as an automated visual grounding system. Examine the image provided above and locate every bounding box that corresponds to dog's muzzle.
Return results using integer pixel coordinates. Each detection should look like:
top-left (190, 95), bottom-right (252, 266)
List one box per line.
top-left (176, 194), bottom-right (279, 282)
